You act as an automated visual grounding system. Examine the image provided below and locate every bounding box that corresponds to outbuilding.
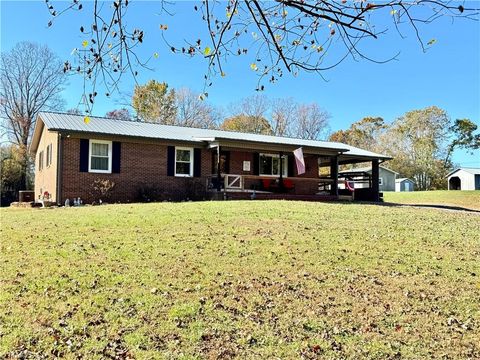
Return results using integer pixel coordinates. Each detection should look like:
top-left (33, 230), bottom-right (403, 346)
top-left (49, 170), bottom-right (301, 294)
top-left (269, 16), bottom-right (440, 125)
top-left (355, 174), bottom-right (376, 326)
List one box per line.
top-left (447, 168), bottom-right (480, 190)
top-left (395, 178), bottom-right (415, 192)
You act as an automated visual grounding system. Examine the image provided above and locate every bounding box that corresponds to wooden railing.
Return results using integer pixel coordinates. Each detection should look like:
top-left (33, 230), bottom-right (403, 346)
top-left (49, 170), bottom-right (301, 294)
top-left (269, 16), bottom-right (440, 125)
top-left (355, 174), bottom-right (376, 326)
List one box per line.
top-left (207, 174), bottom-right (334, 192)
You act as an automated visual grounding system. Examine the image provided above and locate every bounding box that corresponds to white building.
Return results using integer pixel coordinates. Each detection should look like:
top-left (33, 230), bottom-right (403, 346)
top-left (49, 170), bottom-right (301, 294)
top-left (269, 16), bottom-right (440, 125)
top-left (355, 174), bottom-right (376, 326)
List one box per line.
top-left (447, 168), bottom-right (480, 191)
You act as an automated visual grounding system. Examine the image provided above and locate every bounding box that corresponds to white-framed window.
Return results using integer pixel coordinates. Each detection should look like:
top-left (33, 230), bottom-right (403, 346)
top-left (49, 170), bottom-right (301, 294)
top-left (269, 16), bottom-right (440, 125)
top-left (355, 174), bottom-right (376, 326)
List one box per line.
top-left (259, 153), bottom-right (288, 177)
top-left (379, 177), bottom-right (383, 186)
top-left (175, 147), bottom-right (193, 177)
top-left (46, 144), bottom-right (53, 167)
top-left (89, 140), bottom-right (112, 173)
top-left (38, 150), bottom-right (44, 171)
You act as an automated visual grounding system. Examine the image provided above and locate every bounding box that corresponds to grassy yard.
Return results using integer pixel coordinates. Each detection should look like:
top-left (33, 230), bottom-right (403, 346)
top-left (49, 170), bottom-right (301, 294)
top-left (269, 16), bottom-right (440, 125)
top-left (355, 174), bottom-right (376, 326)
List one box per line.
top-left (1, 201), bottom-right (479, 359)
top-left (384, 190), bottom-right (480, 211)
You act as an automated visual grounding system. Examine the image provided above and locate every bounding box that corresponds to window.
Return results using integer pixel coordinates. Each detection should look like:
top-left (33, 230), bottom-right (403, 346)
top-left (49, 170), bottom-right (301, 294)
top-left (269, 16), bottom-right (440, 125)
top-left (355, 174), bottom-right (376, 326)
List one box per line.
top-left (46, 144), bottom-right (53, 167)
top-left (379, 177), bottom-right (383, 186)
top-left (259, 153), bottom-right (288, 177)
top-left (175, 147), bottom-right (193, 177)
top-left (38, 151), bottom-right (44, 171)
top-left (89, 140), bottom-right (112, 173)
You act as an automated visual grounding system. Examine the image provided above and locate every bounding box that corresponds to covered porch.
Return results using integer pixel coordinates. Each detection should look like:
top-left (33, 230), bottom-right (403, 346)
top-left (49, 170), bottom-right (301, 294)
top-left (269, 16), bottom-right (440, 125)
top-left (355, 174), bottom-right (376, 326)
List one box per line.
top-left (199, 137), bottom-right (388, 202)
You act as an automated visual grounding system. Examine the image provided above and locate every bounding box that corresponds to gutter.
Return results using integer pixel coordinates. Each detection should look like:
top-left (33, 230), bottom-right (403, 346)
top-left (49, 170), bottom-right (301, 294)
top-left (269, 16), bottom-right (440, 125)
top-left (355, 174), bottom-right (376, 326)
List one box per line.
top-left (56, 133), bottom-right (63, 205)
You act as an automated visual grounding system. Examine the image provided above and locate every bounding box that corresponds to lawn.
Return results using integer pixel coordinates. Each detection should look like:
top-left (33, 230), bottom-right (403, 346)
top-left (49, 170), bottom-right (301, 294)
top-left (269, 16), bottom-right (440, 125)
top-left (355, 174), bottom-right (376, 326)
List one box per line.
top-left (1, 201), bottom-right (479, 359)
top-left (384, 190), bottom-right (480, 211)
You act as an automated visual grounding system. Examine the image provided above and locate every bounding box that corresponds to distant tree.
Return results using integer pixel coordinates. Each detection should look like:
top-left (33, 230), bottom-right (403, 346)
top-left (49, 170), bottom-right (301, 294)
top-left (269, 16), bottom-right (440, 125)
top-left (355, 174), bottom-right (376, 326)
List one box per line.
top-left (271, 97), bottom-right (297, 137)
top-left (66, 108), bottom-right (82, 115)
top-left (292, 103), bottom-right (330, 140)
top-left (444, 118), bottom-right (480, 166)
top-left (0, 42), bottom-right (66, 190)
top-left (132, 80), bottom-right (176, 124)
top-left (386, 106), bottom-right (451, 190)
top-left (175, 88), bottom-right (220, 129)
top-left (1, 145), bottom-right (32, 205)
top-left (105, 108), bottom-right (131, 121)
top-left (221, 114), bottom-right (272, 135)
top-left (227, 95), bottom-right (330, 139)
top-left (329, 117), bottom-right (386, 151)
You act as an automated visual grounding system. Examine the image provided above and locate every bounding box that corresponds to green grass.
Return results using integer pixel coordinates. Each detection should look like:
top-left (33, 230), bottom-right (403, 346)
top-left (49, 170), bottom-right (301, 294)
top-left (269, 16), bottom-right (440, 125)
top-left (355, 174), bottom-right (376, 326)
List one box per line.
top-left (384, 190), bottom-right (480, 210)
top-left (1, 201), bottom-right (479, 359)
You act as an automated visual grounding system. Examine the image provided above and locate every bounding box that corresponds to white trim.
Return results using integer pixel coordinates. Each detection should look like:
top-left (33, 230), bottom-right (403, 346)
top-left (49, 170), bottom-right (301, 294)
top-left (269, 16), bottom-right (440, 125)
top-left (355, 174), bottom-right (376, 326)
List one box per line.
top-left (379, 177), bottom-right (383, 186)
top-left (174, 146), bottom-right (194, 177)
top-left (259, 153), bottom-right (288, 177)
top-left (88, 139), bottom-right (112, 173)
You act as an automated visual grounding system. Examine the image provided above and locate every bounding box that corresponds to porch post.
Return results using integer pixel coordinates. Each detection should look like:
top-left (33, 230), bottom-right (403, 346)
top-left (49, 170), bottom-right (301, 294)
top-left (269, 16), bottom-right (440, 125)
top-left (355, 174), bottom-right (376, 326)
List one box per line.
top-left (371, 159), bottom-right (380, 202)
top-left (330, 155), bottom-right (338, 197)
top-left (216, 145), bottom-right (222, 191)
top-left (279, 151), bottom-right (284, 191)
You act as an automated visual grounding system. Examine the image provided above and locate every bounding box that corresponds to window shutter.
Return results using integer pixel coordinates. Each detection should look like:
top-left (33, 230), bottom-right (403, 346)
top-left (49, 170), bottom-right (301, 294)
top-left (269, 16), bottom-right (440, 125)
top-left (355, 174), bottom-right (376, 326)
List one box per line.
top-left (112, 141), bottom-right (121, 173)
top-left (193, 148), bottom-right (201, 177)
top-left (253, 152), bottom-right (259, 175)
top-left (288, 154), bottom-right (295, 177)
top-left (167, 146), bottom-right (175, 176)
top-left (79, 139), bottom-right (89, 172)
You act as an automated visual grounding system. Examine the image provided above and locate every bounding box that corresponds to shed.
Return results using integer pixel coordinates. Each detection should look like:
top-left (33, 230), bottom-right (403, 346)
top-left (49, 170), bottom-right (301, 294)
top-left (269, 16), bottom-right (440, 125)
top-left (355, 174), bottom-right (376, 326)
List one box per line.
top-left (395, 178), bottom-right (414, 192)
top-left (447, 168), bottom-right (480, 190)
top-left (339, 165), bottom-right (398, 192)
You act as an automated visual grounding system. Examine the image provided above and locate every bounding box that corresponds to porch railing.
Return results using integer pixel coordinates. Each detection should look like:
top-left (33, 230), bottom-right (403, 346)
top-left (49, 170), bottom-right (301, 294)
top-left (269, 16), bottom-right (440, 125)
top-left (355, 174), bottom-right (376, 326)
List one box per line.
top-left (207, 174), bottom-right (334, 193)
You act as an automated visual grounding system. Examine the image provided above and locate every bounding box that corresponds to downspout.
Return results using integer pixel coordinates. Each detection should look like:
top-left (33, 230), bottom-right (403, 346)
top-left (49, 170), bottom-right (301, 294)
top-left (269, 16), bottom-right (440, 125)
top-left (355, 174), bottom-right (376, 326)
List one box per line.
top-left (56, 133), bottom-right (63, 205)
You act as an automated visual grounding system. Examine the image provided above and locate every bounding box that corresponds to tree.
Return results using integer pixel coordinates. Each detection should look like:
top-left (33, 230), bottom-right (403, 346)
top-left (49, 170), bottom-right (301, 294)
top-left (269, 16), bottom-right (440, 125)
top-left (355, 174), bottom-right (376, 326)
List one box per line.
top-left (175, 88), bottom-right (220, 129)
top-left (105, 108), bottom-right (131, 121)
top-left (329, 117), bottom-right (386, 151)
top-left (385, 106), bottom-right (451, 190)
top-left (1, 145), bottom-right (32, 205)
top-left (66, 108), bottom-right (82, 115)
top-left (0, 42), bottom-right (66, 190)
top-left (47, 1), bottom-right (477, 100)
top-left (131, 80), bottom-right (176, 123)
top-left (445, 118), bottom-right (480, 166)
top-left (271, 97), bottom-right (297, 137)
top-left (292, 103), bottom-right (330, 140)
top-left (221, 114), bottom-right (272, 135)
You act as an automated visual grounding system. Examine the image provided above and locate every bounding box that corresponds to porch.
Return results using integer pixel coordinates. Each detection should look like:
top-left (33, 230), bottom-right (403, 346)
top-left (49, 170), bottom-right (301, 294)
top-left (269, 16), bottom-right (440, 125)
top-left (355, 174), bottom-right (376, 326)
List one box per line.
top-left (200, 138), bottom-right (387, 202)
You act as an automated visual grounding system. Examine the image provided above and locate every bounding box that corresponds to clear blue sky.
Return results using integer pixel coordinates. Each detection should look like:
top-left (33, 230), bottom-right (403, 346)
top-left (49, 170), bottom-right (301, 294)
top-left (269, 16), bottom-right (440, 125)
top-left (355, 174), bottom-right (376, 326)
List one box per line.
top-left (1, 1), bottom-right (479, 166)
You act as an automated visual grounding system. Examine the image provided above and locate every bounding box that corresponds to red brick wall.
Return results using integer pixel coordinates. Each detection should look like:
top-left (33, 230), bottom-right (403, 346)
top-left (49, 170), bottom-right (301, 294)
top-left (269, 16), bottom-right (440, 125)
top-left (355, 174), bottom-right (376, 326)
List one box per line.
top-left (61, 137), bottom-right (211, 203)
top-left (60, 138), bottom-right (324, 203)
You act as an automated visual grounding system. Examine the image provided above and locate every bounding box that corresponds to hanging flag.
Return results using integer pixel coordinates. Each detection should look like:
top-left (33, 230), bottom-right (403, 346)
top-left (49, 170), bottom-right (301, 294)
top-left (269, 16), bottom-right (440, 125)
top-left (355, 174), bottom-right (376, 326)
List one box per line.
top-left (293, 147), bottom-right (305, 175)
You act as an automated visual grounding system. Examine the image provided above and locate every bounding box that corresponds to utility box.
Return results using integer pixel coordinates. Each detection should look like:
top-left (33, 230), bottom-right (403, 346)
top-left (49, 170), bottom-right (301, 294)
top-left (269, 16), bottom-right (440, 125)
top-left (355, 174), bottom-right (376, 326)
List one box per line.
top-left (19, 190), bottom-right (35, 203)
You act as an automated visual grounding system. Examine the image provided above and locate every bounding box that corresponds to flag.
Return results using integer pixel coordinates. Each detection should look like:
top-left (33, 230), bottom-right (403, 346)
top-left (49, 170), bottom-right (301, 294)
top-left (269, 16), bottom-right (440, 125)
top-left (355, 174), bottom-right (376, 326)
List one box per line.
top-left (293, 147), bottom-right (305, 175)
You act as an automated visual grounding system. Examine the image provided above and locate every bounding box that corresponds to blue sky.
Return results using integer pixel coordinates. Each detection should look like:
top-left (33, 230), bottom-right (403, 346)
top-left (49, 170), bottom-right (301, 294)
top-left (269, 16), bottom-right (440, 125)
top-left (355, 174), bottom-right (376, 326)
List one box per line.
top-left (1, 1), bottom-right (479, 166)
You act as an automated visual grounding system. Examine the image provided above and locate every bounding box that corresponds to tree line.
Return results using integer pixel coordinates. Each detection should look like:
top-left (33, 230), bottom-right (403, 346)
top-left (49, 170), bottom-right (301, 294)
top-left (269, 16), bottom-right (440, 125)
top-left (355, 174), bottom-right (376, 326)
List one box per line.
top-left (121, 79), bottom-right (331, 141)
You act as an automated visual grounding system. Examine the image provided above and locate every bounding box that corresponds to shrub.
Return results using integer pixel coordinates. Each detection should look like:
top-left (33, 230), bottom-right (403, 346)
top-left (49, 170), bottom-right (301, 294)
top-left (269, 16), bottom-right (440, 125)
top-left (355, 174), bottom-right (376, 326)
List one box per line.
top-left (90, 179), bottom-right (116, 203)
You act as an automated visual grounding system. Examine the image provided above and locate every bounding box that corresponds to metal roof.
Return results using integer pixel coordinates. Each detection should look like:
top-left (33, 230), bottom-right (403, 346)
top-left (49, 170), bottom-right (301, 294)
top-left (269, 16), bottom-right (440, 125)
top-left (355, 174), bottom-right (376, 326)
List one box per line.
top-left (446, 167), bottom-right (480, 177)
top-left (395, 178), bottom-right (413, 183)
top-left (32, 111), bottom-right (390, 160)
top-left (339, 165), bottom-right (398, 174)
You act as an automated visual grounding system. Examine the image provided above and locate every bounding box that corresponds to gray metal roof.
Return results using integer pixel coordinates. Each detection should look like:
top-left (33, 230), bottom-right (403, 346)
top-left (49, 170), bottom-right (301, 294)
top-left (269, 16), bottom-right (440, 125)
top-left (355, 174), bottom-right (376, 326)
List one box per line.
top-left (33, 111), bottom-right (390, 159)
top-left (339, 165), bottom-right (398, 174)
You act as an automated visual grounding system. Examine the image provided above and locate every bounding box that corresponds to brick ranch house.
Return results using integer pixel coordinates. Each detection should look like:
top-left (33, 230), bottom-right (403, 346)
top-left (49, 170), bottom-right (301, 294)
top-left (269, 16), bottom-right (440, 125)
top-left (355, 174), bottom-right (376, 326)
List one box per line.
top-left (30, 112), bottom-right (391, 204)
